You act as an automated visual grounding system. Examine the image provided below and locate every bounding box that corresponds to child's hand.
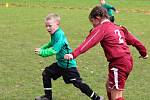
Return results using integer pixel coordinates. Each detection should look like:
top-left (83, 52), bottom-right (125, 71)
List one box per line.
top-left (139, 54), bottom-right (148, 59)
top-left (116, 10), bottom-right (119, 14)
top-left (64, 54), bottom-right (73, 60)
top-left (35, 48), bottom-right (41, 55)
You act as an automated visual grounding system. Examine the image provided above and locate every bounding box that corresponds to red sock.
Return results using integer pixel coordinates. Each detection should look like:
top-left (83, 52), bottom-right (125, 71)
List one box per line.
top-left (115, 97), bottom-right (124, 100)
top-left (107, 91), bottom-right (111, 100)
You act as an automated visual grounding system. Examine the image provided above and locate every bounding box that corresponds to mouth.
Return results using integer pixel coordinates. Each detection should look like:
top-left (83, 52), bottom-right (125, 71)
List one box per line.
top-left (48, 30), bottom-right (51, 33)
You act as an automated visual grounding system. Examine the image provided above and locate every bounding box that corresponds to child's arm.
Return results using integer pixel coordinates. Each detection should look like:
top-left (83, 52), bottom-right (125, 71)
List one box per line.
top-left (35, 47), bottom-right (57, 57)
top-left (35, 40), bottom-right (55, 57)
top-left (37, 32), bottom-right (64, 57)
top-left (40, 40), bottom-right (52, 49)
top-left (120, 26), bottom-right (148, 58)
top-left (39, 47), bottom-right (57, 57)
top-left (72, 26), bottom-right (105, 59)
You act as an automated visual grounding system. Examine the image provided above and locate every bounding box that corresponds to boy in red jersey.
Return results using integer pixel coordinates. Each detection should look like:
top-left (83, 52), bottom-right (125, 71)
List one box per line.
top-left (64, 6), bottom-right (148, 100)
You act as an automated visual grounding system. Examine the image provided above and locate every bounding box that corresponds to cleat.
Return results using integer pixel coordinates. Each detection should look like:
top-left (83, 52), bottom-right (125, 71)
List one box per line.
top-left (99, 96), bottom-right (104, 100)
top-left (96, 96), bottom-right (104, 100)
top-left (35, 95), bottom-right (51, 100)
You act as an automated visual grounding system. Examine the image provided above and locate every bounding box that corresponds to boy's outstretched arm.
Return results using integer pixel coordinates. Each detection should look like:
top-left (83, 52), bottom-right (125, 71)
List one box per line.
top-left (120, 26), bottom-right (148, 59)
top-left (34, 47), bottom-right (57, 57)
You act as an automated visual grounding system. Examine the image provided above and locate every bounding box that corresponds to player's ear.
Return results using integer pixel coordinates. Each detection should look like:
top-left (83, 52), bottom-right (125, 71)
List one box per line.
top-left (55, 20), bottom-right (60, 25)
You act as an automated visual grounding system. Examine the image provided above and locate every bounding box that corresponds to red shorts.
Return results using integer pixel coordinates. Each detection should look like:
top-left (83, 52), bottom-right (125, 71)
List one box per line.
top-left (108, 56), bottom-right (133, 90)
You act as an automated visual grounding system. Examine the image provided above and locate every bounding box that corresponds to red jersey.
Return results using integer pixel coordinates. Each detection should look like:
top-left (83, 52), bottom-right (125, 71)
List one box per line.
top-left (72, 20), bottom-right (147, 62)
top-left (120, 26), bottom-right (147, 57)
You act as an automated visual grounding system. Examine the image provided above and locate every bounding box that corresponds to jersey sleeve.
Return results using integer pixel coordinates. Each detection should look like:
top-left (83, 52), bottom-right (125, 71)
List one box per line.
top-left (72, 26), bottom-right (105, 58)
top-left (120, 26), bottom-right (147, 57)
top-left (39, 32), bottom-right (64, 57)
top-left (40, 41), bottom-right (52, 49)
top-left (39, 47), bottom-right (57, 57)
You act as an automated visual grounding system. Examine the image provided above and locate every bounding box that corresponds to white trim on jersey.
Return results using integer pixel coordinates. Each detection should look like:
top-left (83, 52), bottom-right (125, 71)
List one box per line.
top-left (101, 19), bottom-right (110, 24)
top-left (81, 30), bottom-right (100, 51)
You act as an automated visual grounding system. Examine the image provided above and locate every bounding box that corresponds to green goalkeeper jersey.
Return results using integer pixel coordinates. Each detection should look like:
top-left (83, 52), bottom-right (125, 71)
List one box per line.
top-left (39, 27), bottom-right (76, 68)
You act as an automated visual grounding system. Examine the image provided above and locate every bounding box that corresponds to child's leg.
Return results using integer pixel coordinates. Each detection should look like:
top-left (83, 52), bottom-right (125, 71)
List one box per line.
top-left (42, 70), bottom-right (52, 99)
top-left (62, 67), bottom-right (103, 100)
top-left (71, 79), bottom-right (103, 100)
top-left (106, 80), bottom-right (111, 100)
top-left (108, 56), bottom-right (133, 100)
top-left (42, 63), bottom-right (61, 99)
top-left (111, 89), bottom-right (123, 100)
top-left (107, 90), bottom-right (112, 100)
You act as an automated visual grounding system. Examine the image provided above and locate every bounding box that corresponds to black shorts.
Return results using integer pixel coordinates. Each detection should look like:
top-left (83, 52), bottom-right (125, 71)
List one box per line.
top-left (109, 16), bottom-right (115, 23)
top-left (44, 63), bottom-right (81, 84)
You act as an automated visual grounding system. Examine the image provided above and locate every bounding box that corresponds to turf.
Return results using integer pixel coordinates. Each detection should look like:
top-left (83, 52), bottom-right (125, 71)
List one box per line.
top-left (0, 0), bottom-right (150, 100)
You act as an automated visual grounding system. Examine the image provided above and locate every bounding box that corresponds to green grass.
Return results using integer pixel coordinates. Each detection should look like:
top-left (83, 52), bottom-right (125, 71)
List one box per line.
top-left (0, 0), bottom-right (150, 100)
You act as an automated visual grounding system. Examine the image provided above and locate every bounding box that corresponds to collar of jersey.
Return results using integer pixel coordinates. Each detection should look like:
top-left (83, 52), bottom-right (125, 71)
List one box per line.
top-left (53, 27), bottom-right (60, 34)
top-left (101, 19), bottom-right (110, 24)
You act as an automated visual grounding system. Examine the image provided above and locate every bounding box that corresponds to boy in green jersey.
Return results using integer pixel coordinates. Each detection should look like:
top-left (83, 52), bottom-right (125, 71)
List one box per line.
top-left (34, 13), bottom-right (103, 100)
top-left (100, 0), bottom-right (118, 22)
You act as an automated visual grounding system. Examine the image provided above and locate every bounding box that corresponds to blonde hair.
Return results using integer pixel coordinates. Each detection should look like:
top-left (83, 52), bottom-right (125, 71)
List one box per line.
top-left (45, 13), bottom-right (61, 24)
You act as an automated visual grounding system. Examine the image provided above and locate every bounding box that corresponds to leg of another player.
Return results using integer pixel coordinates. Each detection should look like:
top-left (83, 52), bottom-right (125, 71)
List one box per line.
top-left (71, 79), bottom-right (104, 100)
top-left (110, 89), bottom-right (124, 100)
top-left (106, 80), bottom-right (112, 100)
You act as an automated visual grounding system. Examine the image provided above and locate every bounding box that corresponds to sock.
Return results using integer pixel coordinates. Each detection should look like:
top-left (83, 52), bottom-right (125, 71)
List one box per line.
top-left (44, 88), bottom-right (52, 99)
top-left (43, 75), bottom-right (52, 99)
top-left (115, 97), bottom-right (124, 100)
top-left (72, 79), bottom-right (101, 100)
top-left (91, 92), bottom-right (100, 100)
top-left (72, 79), bottom-right (93, 97)
top-left (107, 91), bottom-right (111, 100)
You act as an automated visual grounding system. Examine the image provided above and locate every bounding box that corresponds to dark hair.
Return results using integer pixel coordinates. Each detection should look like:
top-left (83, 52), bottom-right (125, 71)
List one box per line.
top-left (89, 6), bottom-right (109, 20)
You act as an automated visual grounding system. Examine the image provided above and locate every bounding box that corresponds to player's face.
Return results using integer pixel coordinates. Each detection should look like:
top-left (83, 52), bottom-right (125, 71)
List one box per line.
top-left (45, 19), bottom-right (58, 34)
top-left (90, 18), bottom-right (100, 27)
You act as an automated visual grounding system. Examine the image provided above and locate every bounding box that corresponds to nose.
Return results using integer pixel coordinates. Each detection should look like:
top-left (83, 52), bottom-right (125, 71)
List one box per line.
top-left (47, 26), bottom-right (51, 31)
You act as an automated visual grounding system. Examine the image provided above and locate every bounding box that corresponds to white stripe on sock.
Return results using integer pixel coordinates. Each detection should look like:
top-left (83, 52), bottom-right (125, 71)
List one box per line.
top-left (70, 78), bottom-right (76, 81)
top-left (44, 88), bottom-right (52, 90)
top-left (90, 92), bottom-right (95, 98)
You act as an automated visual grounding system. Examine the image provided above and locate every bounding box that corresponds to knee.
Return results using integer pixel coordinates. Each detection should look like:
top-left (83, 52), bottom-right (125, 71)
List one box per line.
top-left (42, 69), bottom-right (51, 79)
top-left (115, 97), bottom-right (124, 100)
top-left (42, 69), bottom-right (54, 80)
top-left (72, 79), bottom-right (87, 92)
top-left (42, 70), bottom-right (47, 77)
top-left (111, 89), bottom-right (123, 100)
top-left (71, 79), bottom-right (83, 88)
top-left (72, 79), bottom-right (80, 88)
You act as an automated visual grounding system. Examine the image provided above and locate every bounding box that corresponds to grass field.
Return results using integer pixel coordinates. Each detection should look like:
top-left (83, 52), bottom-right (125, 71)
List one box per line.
top-left (0, 0), bottom-right (150, 100)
